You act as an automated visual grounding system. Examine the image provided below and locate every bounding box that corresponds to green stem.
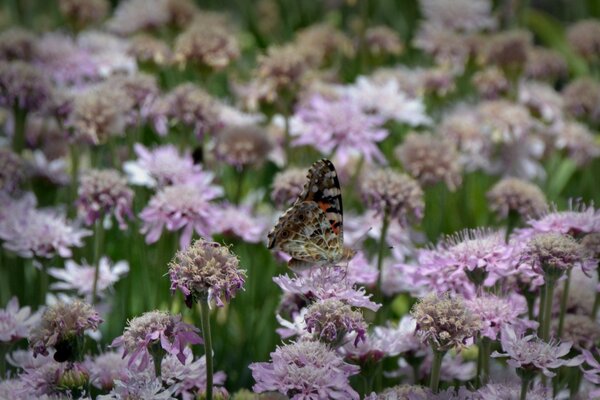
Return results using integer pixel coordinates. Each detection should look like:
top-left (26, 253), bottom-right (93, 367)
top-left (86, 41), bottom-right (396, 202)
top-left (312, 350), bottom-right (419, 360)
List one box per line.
top-left (592, 265), bottom-right (600, 320)
top-left (557, 269), bottom-right (571, 338)
top-left (200, 301), bottom-right (213, 400)
top-left (12, 106), bottom-right (27, 154)
top-left (283, 112), bottom-right (291, 166)
top-left (375, 209), bottom-right (391, 313)
top-left (69, 144), bottom-right (80, 218)
top-left (91, 220), bottom-right (104, 305)
top-left (429, 348), bottom-right (445, 393)
top-left (481, 337), bottom-right (491, 386)
top-left (520, 375), bottom-right (530, 400)
top-left (38, 258), bottom-right (48, 306)
top-left (540, 277), bottom-right (556, 341)
top-left (505, 210), bottom-right (519, 243)
top-left (0, 343), bottom-right (7, 379)
top-left (233, 168), bottom-right (246, 205)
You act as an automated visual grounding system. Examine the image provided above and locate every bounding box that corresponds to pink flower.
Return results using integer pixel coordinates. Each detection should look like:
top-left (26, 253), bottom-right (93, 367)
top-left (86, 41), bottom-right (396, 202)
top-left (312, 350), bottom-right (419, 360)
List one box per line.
top-left (465, 294), bottom-right (535, 340)
top-left (517, 201), bottom-right (600, 239)
top-left (291, 94), bottom-right (388, 168)
top-left (86, 351), bottom-right (128, 391)
top-left (139, 183), bottom-right (220, 249)
top-left (492, 325), bottom-right (583, 377)
top-left (580, 348), bottom-right (600, 398)
top-left (0, 296), bottom-right (38, 342)
top-left (213, 203), bottom-right (269, 243)
top-left (100, 370), bottom-right (176, 400)
top-left (250, 340), bottom-right (360, 400)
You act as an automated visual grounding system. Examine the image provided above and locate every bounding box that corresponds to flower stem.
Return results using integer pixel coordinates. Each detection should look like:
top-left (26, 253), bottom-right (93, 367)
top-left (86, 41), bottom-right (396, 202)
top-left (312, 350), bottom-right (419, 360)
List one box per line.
top-left (91, 220), bottom-right (104, 305)
top-left (592, 265), bottom-right (600, 320)
top-left (540, 276), bottom-right (556, 341)
top-left (12, 106), bottom-right (27, 154)
top-left (233, 168), bottom-right (246, 205)
top-left (557, 269), bottom-right (571, 338)
top-left (283, 112), bottom-right (291, 166)
top-left (520, 375), bottom-right (530, 400)
top-left (481, 337), bottom-right (491, 385)
top-left (375, 209), bottom-right (391, 320)
top-left (200, 301), bottom-right (213, 400)
top-left (69, 143), bottom-right (80, 218)
top-left (0, 343), bottom-right (7, 379)
top-left (505, 210), bottom-right (519, 243)
top-left (429, 348), bottom-right (445, 393)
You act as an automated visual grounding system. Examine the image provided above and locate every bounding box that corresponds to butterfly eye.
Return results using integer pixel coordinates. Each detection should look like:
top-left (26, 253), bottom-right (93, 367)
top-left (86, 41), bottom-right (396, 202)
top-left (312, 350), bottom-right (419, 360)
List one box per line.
top-left (281, 230), bottom-right (289, 238)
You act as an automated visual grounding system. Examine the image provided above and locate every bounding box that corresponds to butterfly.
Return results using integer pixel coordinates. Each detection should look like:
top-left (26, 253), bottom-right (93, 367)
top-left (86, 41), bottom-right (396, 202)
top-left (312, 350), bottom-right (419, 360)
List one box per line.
top-left (268, 159), bottom-right (355, 271)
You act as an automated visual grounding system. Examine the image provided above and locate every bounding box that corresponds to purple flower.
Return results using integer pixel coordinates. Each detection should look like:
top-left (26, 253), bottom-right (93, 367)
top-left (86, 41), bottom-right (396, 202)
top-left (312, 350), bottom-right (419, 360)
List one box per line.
top-left (0, 61), bottom-right (51, 111)
top-left (213, 203), bottom-right (269, 243)
top-left (465, 294), bottom-right (535, 340)
top-left (418, 0), bottom-right (496, 33)
top-left (491, 325), bottom-right (583, 377)
top-left (0, 148), bottom-right (25, 194)
top-left (304, 299), bottom-right (367, 346)
top-left (0, 296), bottom-right (38, 342)
top-left (250, 340), bottom-right (360, 400)
top-left (17, 355), bottom-right (68, 396)
top-left (478, 382), bottom-right (550, 400)
top-left (518, 201), bottom-right (600, 238)
top-left (0, 194), bottom-right (91, 258)
top-left (86, 351), bottom-right (128, 391)
top-left (291, 94), bottom-right (388, 168)
top-left (98, 370), bottom-right (176, 400)
top-left (168, 238), bottom-right (246, 308)
top-left (346, 251), bottom-right (378, 287)
top-left (77, 169), bottom-right (134, 229)
top-left (522, 232), bottom-right (593, 276)
top-left (139, 183), bottom-right (220, 249)
top-left (48, 257), bottom-right (129, 300)
top-left (580, 348), bottom-right (600, 398)
top-left (111, 310), bottom-right (202, 371)
top-left (274, 268), bottom-right (381, 312)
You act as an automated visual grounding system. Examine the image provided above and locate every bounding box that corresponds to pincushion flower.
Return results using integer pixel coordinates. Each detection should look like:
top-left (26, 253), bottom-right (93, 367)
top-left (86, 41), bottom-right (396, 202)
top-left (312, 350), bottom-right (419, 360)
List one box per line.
top-left (271, 167), bottom-right (307, 208)
top-left (418, 0), bottom-right (496, 33)
top-left (524, 232), bottom-right (592, 275)
top-left (214, 124), bottom-right (272, 170)
top-left (168, 238), bottom-right (246, 308)
top-left (304, 299), bottom-right (367, 346)
top-left (139, 183), bottom-right (220, 249)
top-left (77, 169), bottom-right (134, 229)
top-left (478, 383), bottom-right (550, 400)
top-left (580, 348), bottom-right (600, 398)
top-left (0, 27), bottom-right (36, 61)
top-left (250, 340), bottom-right (360, 400)
top-left (524, 47), bottom-right (568, 82)
top-left (17, 355), bottom-right (69, 396)
top-left (105, 0), bottom-right (169, 35)
top-left (567, 19), bottom-right (600, 61)
top-left (213, 204), bottom-right (269, 244)
top-left (518, 202), bottom-right (600, 238)
top-left (0, 296), bottom-right (38, 342)
top-left (0, 61), bottom-right (51, 112)
top-left (492, 325), bottom-right (583, 377)
top-left (164, 83), bottom-right (220, 138)
top-left (98, 370), bottom-right (176, 400)
top-left (0, 148), bottom-right (25, 194)
top-left (111, 310), bottom-right (202, 371)
top-left (291, 94), bottom-right (388, 167)
top-left (487, 177), bottom-right (548, 219)
top-left (465, 294), bottom-right (534, 340)
top-left (48, 257), bottom-right (129, 300)
top-left (554, 121), bottom-right (600, 166)
top-left (29, 300), bottom-right (102, 361)
top-left (174, 23), bottom-right (240, 70)
top-left (86, 351), bottom-right (128, 391)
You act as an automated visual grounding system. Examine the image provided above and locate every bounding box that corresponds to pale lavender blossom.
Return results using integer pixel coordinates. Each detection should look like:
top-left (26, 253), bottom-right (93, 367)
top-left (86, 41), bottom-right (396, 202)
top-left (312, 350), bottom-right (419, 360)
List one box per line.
top-left (0, 379), bottom-right (26, 399)
top-left (250, 340), bottom-right (360, 400)
top-left (418, 0), bottom-right (496, 33)
top-left (213, 203), bottom-right (269, 243)
top-left (580, 348), bottom-right (600, 399)
top-left (291, 94), bottom-right (388, 168)
top-left (25, 151), bottom-right (69, 186)
top-left (517, 201), bottom-right (600, 239)
top-left (106, 0), bottom-right (170, 36)
top-left (111, 310), bottom-right (202, 371)
top-left (139, 183), bottom-right (220, 249)
top-left (274, 268), bottom-right (381, 312)
top-left (48, 257), bottom-right (129, 300)
top-left (86, 351), bottom-right (128, 391)
top-left (0, 61), bottom-right (52, 112)
top-left (0, 296), bottom-right (38, 342)
top-left (465, 294), bottom-right (535, 340)
top-left (276, 308), bottom-right (309, 340)
top-left (17, 356), bottom-right (68, 396)
top-left (518, 81), bottom-right (564, 124)
top-left (162, 347), bottom-right (227, 400)
top-left (98, 370), bottom-right (176, 400)
top-left (304, 299), bottom-right (367, 346)
top-left (77, 31), bottom-right (136, 77)
top-left (491, 325), bottom-right (583, 377)
top-left (478, 382), bottom-right (550, 400)
top-left (346, 251), bottom-right (378, 287)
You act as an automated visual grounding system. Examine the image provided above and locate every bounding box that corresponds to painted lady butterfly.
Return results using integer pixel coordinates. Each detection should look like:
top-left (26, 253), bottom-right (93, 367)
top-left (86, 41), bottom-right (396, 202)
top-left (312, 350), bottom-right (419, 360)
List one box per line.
top-left (268, 159), bottom-right (355, 270)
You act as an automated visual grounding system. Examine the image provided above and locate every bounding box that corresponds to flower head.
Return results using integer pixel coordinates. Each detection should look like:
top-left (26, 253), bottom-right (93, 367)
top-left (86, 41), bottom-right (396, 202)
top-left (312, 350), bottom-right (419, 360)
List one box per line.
top-left (304, 299), bottom-right (366, 346)
top-left (48, 257), bottom-right (129, 300)
top-left (562, 77), bottom-right (600, 123)
top-left (554, 121), bottom-right (600, 166)
top-left (128, 34), bottom-right (173, 67)
top-left (518, 80), bottom-right (564, 123)
top-left (472, 66), bottom-right (509, 99)
top-left (169, 238), bottom-right (246, 307)
top-left (59, 0), bottom-right (109, 29)
top-left (360, 168), bottom-right (424, 224)
top-left (213, 203), bottom-right (269, 243)
top-left (487, 177), bottom-right (547, 219)
top-left (492, 325), bottom-right (583, 377)
top-left (0, 61), bottom-right (51, 111)
top-left (411, 293), bottom-right (481, 351)
top-left (294, 23), bottom-right (353, 66)
top-left (99, 370), bottom-right (176, 400)
top-left (556, 314), bottom-right (600, 350)
top-left (86, 351), bottom-right (128, 391)
top-left (164, 83), bottom-right (220, 138)
top-left (162, 347), bottom-right (227, 398)
top-left (0, 296), bottom-right (38, 342)
top-left (174, 24), bottom-right (240, 70)
top-left (524, 47), bottom-right (568, 82)
top-left (365, 384), bottom-right (429, 400)
top-left (271, 167), bottom-right (306, 208)
top-left (106, 0), bottom-right (170, 35)
top-left (250, 340), bottom-right (360, 400)
top-left (478, 382), bottom-right (550, 400)
top-left (77, 169), bottom-right (134, 229)
top-left (111, 310), bottom-right (202, 371)
top-left (364, 26), bottom-right (404, 56)
top-left (567, 19), bottom-right (600, 62)
top-left (525, 232), bottom-right (588, 275)
top-left (140, 183), bottom-right (220, 249)
top-left (0, 148), bottom-right (25, 194)
top-left (29, 299), bottom-right (102, 361)
top-left (395, 132), bottom-right (462, 191)
top-left (482, 30), bottom-right (532, 71)
top-left (520, 201), bottom-right (600, 238)
top-left (0, 28), bottom-right (36, 61)
top-left (465, 294), bottom-right (532, 340)
top-left (418, 0), bottom-right (496, 32)
top-left (214, 124), bottom-right (272, 169)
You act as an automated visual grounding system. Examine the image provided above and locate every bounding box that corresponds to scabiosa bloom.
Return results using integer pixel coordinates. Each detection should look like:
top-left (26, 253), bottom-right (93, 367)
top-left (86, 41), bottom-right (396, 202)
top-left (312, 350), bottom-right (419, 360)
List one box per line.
top-left (214, 124), bottom-right (272, 170)
top-left (98, 370), bottom-right (176, 400)
top-left (365, 385), bottom-right (429, 400)
top-left (465, 294), bottom-right (533, 340)
top-left (0, 148), bottom-right (25, 194)
top-left (105, 73), bottom-right (159, 117)
top-left (562, 77), bottom-right (600, 123)
top-left (250, 340), bottom-right (360, 400)
top-left (29, 299), bottom-right (102, 361)
top-left (0, 28), bottom-right (36, 61)
top-left (360, 168), bottom-right (424, 224)
top-left (581, 348), bottom-right (600, 398)
top-left (364, 26), bottom-right (404, 57)
top-left (164, 83), bottom-right (220, 138)
top-left (418, 0), bottom-right (496, 33)
top-left (487, 177), bottom-right (547, 219)
top-left (524, 47), bottom-right (568, 82)
top-left (0, 296), bottom-right (38, 342)
top-left (519, 201), bottom-right (600, 239)
top-left (303, 299), bottom-right (366, 346)
top-left (106, 0), bottom-right (170, 35)
top-left (271, 167), bottom-right (306, 208)
top-left (472, 66), bottom-right (510, 99)
top-left (491, 325), bottom-right (583, 377)
top-left (0, 61), bottom-right (51, 112)
top-left (86, 350), bottom-right (128, 391)
top-left (518, 81), bottom-right (564, 124)
top-left (128, 34), bottom-right (173, 67)
top-left (48, 257), bottom-right (129, 300)
top-left (524, 232), bottom-right (589, 275)
top-left (478, 382), bottom-right (550, 400)
top-left (567, 19), bottom-right (600, 62)
top-left (482, 30), bottom-right (532, 71)
top-left (411, 293), bottom-right (481, 351)
top-left (168, 238), bottom-right (246, 308)
top-left (17, 355), bottom-right (69, 396)
top-left (58, 0), bottom-right (109, 29)
top-left (295, 23), bottom-right (354, 66)
top-left (174, 24), bottom-right (240, 70)
top-left (213, 203), bottom-right (269, 243)
top-left (139, 183), bottom-right (220, 249)
top-left (112, 310), bottom-right (202, 371)
top-left (557, 314), bottom-right (600, 350)
top-left (395, 132), bottom-right (462, 191)
top-left (554, 121), bottom-right (600, 166)
top-left (77, 169), bottom-right (134, 229)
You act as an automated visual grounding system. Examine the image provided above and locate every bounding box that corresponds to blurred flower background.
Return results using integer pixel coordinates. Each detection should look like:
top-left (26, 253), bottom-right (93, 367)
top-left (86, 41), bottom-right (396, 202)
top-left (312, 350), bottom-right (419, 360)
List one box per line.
top-left (0, 0), bottom-right (600, 399)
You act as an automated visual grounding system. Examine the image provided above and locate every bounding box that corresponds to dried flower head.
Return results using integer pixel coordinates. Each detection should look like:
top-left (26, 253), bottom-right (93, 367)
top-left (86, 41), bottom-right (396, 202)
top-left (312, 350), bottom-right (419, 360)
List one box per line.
top-left (361, 168), bottom-right (424, 224)
top-left (557, 314), bottom-right (600, 350)
top-left (169, 238), bottom-right (246, 307)
top-left (105, 73), bottom-right (159, 113)
top-left (567, 19), bottom-right (600, 62)
top-left (295, 23), bottom-right (354, 66)
top-left (165, 83), bottom-right (220, 137)
top-left (395, 132), bottom-right (462, 191)
top-left (128, 34), bottom-right (173, 67)
top-left (364, 26), bottom-right (404, 57)
top-left (411, 292), bottom-right (481, 351)
top-left (112, 310), bottom-right (202, 370)
top-left (0, 28), bottom-right (36, 61)
top-left (562, 77), bottom-right (600, 123)
top-left (482, 30), bottom-right (532, 71)
top-left (526, 232), bottom-right (587, 275)
top-left (524, 47), bottom-right (568, 82)
top-left (174, 24), bottom-right (240, 70)
top-left (0, 296), bottom-right (37, 343)
top-left (0, 148), bottom-right (25, 194)
top-left (250, 340), bottom-right (360, 400)
top-left (214, 124), bottom-right (272, 169)
top-left (271, 168), bottom-right (306, 208)
top-left (487, 177), bottom-right (547, 219)
top-left (304, 299), bottom-right (367, 346)
top-left (0, 61), bottom-right (51, 112)
top-left (29, 300), bottom-right (102, 361)
top-left (58, 0), bottom-right (109, 29)
top-left (77, 169), bottom-right (134, 229)
top-left (472, 66), bottom-right (509, 99)
top-left (554, 121), bottom-right (600, 166)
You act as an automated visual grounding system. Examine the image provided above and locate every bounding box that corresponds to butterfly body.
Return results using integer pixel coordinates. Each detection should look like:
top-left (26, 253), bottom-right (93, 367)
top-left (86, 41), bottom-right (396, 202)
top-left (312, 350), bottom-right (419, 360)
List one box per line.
top-left (268, 159), bottom-right (354, 270)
